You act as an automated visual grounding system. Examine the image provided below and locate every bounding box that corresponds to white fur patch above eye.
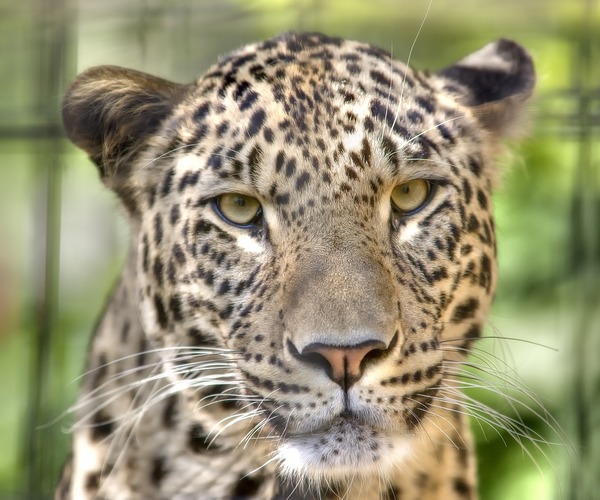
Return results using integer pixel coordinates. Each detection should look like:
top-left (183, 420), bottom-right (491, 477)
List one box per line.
top-left (237, 234), bottom-right (263, 253)
top-left (398, 219), bottom-right (420, 242)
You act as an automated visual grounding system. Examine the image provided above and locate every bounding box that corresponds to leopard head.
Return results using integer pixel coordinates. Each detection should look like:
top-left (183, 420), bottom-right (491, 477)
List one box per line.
top-left (63, 33), bottom-right (534, 488)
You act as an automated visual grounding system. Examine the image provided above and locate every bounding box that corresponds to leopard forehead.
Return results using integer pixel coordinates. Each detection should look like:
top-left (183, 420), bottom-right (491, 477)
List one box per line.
top-left (145, 32), bottom-right (481, 211)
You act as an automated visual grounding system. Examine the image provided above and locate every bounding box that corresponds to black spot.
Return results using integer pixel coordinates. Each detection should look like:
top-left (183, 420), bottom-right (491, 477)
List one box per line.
top-left (295, 171), bottom-right (311, 191)
top-left (464, 324), bottom-right (482, 342)
top-left (170, 204), bottom-right (180, 225)
top-left (456, 439), bottom-right (470, 467)
top-left (436, 122), bottom-right (455, 143)
top-left (247, 109), bottom-right (266, 137)
top-left (453, 478), bottom-right (472, 497)
top-left (247, 145), bottom-right (262, 179)
top-left (477, 188), bottom-right (488, 209)
top-left (216, 121), bottom-right (230, 137)
top-left (415, 95), bottom-right (435, 113)
top-left (232, 475), bottom-right (263, 497)
top-left (90, 412), bottom-right (113, 441)
top-left (370, 69), bottom-right (392, 88)
top-left (154, 294), bottom-right (168, 328)
top-left (207, 151), bottom-right (223, 170)
top-left (190, 123), bottom-right (208, 143)
top-left (160, 168), bottom-right (176, 197)
top-left (451, 298), bottom-right (480, 322)
top-left (153, 257), bottom-right (164, 285)
top-left (479, 254), bottom-right (492, 291)
top-left (370, 98), bottom-right (388, 122)
top-left (230, 52), bottom-right (256, 69)
top-left (120, 321), bottom-right (130, 343)
top-left (178, 171), bottom-right (200, 192)
top-left (430, 267), bottom-right (448, 282)
top-left (169, 294), bottom-right (183, 321)
top-left (188, 423), bottom-right (211, 453)
top-left (380, 135), bottom-right (399, 169)
top-left (275, 151), bottom-right (285, 173)
top-left (462, 179), bottom-right (472, 204)
top-left (425, 363), bottom-right (441, 379)
top-left (218, 70), bottom-right (237, 97)
top-left (285, 158), bottom-right (296, 178)
top-left (85, 472), bottom-right (100, 491)
top-left (163, 395), bottom-right (177, 428)
top-left (151, 457), bottom-right (167, 486)
top-left (173, 243), bottom-right (186, 264)
top-left (416, 472), bottom-right (429, 489)
top-left (407, 110), bottom-right (423, 124)
top-left (188, 327), bottom-right (218, 347)
top-left (204, 384), bottom-right (238, 410)
top-left (138, 338), bottom-right (148, 367)
top-left (154, 213), bottom-right (163, 244)
top-left (142, 234), bottom-right (149, 272)
top-left (262, 127), bottom-right (274, 144)
top-left (240, 90), bottom-right (259, 111)
top-left (249, 63), bottom-right (268, 82)
top-left (275, 193), bottom-right (290, 205)
top-left (467, 214), bottom-right (480, 232)
top-left (193, 102), bottom-right (211, 122)
top-left (218, 279), bottom-right (231, 294)
top-left (467, 157), bottom-right (482, 176)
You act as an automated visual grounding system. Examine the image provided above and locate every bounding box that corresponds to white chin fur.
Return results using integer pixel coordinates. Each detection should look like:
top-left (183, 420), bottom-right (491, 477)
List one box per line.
top-left (275, 422), bottom-right (413, 485)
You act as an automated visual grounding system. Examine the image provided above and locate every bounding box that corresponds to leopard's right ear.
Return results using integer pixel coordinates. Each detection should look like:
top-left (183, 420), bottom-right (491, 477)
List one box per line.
top-left (62, 66), bottom-right (187, 211)
top-left (438, 39), bottom-right (535, 138)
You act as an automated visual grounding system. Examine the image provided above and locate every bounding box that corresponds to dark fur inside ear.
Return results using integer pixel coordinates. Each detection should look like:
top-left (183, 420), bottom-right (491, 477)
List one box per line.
top-left (439, 39), bottom-right (535, 135)
top-left (62, 66), bottom-right (187, 210)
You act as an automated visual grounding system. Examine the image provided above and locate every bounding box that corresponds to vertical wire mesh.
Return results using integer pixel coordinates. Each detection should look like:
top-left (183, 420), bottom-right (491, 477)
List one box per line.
top-left (568, 0), bottom-right (600, 497)
top-left (22, 0), bottom-right (74, 495)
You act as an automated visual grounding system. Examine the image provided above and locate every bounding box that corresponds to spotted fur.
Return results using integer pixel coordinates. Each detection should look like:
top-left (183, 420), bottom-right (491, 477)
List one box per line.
top-left (57, 32), bottom-right (534, 499)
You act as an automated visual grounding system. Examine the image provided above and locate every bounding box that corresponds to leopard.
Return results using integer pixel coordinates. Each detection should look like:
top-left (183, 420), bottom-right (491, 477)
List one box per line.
top-left (55, 32), bottom-right (535, 499)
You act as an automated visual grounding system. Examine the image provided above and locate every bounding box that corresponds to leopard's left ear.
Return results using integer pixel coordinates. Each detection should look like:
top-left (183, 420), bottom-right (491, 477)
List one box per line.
top-left (439, 39), bottom-right (535, 137)
top-left (63, 66), bottom-right (188, 214)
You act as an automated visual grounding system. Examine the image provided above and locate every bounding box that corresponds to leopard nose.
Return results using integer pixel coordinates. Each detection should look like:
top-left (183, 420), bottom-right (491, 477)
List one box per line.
top-left (290, 339), bottom-right (388, 390)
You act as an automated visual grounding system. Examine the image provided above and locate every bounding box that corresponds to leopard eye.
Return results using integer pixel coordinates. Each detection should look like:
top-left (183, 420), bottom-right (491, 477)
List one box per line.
top-left (390, 179), bottom-right (431, 215)
top-left (215, 193), bottom-right (262, 226)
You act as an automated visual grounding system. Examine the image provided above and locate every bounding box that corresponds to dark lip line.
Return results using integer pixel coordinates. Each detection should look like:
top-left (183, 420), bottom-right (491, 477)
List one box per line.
top-left (280, 410), bottom-right (395, 439)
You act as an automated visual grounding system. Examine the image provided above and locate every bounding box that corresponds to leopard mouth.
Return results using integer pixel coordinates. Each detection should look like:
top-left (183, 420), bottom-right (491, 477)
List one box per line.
top-left (274, 413), bottom-right (413, 481)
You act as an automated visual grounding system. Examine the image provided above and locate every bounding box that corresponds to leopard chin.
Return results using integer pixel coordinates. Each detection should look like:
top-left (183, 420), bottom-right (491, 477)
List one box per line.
top-left (275, 419), bottom-right (414, 483)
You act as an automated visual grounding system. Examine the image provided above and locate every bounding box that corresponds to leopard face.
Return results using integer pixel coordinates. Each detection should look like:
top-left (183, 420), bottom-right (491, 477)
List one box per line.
top-left (61, 32), bottom-right (534, 497)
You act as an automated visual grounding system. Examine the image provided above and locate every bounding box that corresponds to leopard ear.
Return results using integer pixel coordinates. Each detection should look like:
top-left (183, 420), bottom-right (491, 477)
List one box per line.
top-left (62, 66), bottom-right (187, 212)
top-left (439, 39), bottom-right (535, 137)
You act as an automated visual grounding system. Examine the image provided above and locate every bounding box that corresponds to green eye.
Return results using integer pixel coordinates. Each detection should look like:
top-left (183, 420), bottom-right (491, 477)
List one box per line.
top-left (390, 180), bottom-right (431, 214)
top-left (215, 193), bottom-right (262, 226)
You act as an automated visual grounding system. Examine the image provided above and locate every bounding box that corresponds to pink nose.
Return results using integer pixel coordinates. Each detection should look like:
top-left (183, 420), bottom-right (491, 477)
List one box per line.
top-left (300, 340), bottom-right (387, 389)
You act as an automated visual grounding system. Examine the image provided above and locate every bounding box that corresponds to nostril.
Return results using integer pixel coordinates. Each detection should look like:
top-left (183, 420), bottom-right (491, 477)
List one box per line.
top-left (287, 339), bottom-right (332, 374)
top-left (288, 338), bottom-right (389, 390)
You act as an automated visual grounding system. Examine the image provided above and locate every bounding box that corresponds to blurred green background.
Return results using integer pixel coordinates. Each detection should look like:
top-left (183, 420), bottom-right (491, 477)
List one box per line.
top-left (1, 0), bottom-right (598, 498)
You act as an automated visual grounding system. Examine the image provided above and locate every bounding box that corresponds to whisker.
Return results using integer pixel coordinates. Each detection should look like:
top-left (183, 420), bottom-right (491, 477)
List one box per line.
top-left (388, 0), bottom-right (434, 140)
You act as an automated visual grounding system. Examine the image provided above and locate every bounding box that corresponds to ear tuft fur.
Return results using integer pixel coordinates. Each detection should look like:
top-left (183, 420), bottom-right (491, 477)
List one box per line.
top-left (62, 66), bottom-right (187, 211)
top-left (439, 39), bottom-right (535, 136)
